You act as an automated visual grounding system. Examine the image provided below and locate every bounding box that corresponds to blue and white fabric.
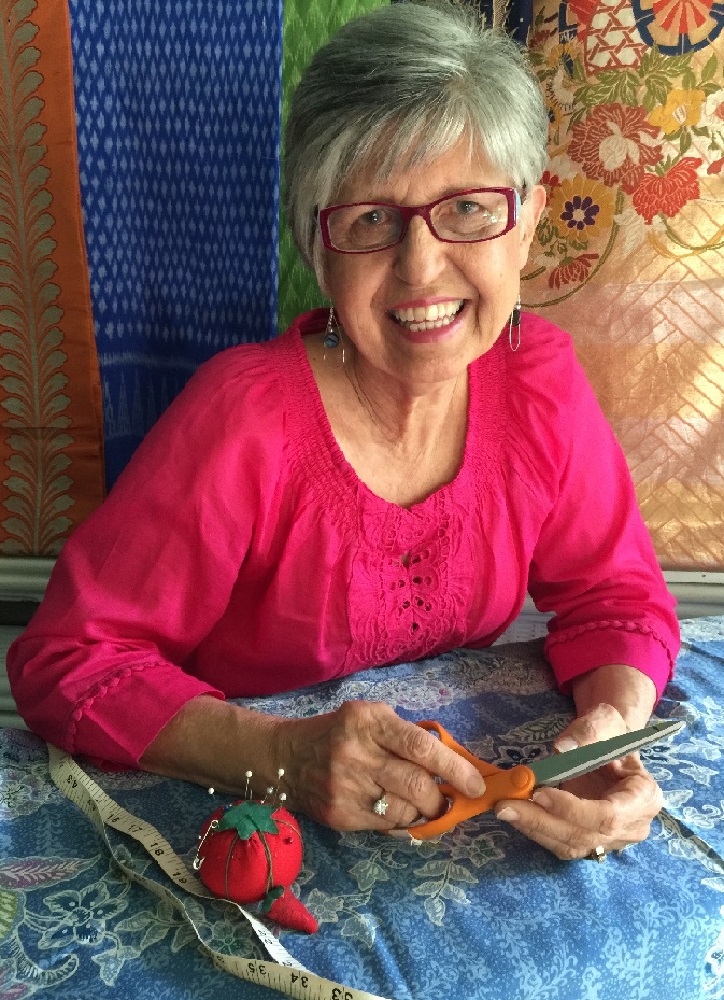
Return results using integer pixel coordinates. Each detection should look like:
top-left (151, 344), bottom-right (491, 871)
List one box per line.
top-left (67, 0), bottom-right (283, 486)
top-left (1, 617), bottom-right (722, 999)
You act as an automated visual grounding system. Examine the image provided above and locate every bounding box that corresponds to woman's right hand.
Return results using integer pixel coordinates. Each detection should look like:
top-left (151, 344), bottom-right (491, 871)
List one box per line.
top-left (276, 700), bottom-right (486, 831)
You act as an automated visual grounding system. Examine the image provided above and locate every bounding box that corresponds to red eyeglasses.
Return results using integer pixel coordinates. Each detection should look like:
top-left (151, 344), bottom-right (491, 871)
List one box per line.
top-left (318, 187), bottom-right (521, 254)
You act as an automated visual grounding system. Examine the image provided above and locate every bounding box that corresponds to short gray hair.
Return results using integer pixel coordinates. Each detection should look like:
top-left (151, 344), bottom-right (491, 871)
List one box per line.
top-left (284, 0), bottom-right (548, 274)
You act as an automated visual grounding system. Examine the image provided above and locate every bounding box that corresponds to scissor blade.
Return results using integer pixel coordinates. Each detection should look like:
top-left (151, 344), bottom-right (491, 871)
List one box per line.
top-left (529, 718), bottom-right (685, 786)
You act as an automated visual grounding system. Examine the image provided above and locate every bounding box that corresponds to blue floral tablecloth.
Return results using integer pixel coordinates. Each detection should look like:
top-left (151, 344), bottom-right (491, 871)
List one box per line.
top-left (1, 617), bottom-right (723, 1000)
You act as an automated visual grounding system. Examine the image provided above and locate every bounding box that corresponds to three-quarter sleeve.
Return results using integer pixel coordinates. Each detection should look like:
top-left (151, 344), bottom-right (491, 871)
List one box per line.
top-left (520, 328), bottom-right (679, 697)
top-left (7, 346), bottom-right (283, 766)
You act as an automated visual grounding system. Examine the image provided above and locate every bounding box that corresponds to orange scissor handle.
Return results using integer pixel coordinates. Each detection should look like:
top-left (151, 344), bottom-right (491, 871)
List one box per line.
top-left (407, 721), bottom-right (537, 840)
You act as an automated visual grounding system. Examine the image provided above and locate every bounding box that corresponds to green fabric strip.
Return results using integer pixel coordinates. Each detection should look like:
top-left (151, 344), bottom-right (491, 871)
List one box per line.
top-left (277, 0), bottom-right (387, 332)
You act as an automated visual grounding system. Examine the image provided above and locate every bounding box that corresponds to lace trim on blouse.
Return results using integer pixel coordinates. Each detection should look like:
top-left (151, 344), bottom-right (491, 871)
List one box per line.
top-left (282, 327), bottom-right (508, 668)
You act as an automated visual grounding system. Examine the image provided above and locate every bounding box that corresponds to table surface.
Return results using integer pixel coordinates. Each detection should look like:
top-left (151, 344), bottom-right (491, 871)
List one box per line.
top-left (1, 617), bottom-right (723, 1000)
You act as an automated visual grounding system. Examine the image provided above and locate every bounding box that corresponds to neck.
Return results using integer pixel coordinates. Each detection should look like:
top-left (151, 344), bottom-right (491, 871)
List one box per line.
top-left (345, 347), bottom-right (464, 449)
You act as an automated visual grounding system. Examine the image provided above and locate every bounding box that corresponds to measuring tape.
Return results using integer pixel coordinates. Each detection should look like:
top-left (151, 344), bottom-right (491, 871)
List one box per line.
top-left (47, 744), bottom-right (391, 1000)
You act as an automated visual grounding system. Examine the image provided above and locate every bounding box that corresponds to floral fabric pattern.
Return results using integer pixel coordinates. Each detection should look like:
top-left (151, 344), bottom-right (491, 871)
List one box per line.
top-left (525, 0), bottom-right (724, 571)
top-left (528, 32), bottom-right (721, 293)
top-left (1, 620), bottom-right (723, 999)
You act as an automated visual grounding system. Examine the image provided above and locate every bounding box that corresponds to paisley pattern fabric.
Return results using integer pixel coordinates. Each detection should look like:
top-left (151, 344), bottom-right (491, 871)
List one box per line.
top-left (525, 0), bottom-right (724, 570)
top-left (1, 618), bottom-right (723, 999)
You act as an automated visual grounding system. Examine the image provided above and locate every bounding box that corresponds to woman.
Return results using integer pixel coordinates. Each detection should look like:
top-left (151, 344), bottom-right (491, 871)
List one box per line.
top-left (8, 0), bottom-right (678, 860)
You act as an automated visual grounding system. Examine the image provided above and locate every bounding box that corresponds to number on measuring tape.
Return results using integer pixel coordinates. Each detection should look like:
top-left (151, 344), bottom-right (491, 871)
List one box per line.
top-left (47, 744), bottom-right (391, 1000)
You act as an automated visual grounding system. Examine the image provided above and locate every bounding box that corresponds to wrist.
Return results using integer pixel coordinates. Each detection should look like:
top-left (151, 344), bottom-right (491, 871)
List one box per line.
top-left (141, 696), bottom-right (289, 797)
top-left (571, 663), bottom-right (657, 732)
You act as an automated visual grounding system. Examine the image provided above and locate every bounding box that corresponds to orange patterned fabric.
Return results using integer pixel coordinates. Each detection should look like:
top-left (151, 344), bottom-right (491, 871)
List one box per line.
top-left (525, 0), bottom-right (724, 570)
top-left (0, 0), bottom-right (104, 556)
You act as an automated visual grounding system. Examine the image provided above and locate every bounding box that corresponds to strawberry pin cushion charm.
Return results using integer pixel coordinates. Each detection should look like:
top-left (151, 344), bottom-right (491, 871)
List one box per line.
top-left (193, 770), bottom-right (318, 934)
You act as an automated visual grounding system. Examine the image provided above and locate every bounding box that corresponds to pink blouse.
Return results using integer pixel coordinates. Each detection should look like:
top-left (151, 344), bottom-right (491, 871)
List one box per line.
top-left (7, 310), bottom-right (679, 767)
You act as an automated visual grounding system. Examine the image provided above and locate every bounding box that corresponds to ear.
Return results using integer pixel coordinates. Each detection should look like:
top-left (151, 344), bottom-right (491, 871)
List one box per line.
top-left (313, 239), bottom-right (331, 298)
top-left (517, 184), bottom-right (546, 267)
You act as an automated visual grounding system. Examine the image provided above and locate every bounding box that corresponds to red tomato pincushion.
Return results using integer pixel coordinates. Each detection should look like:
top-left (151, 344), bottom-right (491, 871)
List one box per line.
top-left (196, 799), bottom-right (317, 933)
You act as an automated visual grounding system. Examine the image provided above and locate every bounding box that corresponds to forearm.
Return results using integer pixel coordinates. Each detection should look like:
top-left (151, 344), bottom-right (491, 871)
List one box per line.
top-left (139, 695), bottom-right (289, 798)
top-left (570, 663), bottom-right (657, 732)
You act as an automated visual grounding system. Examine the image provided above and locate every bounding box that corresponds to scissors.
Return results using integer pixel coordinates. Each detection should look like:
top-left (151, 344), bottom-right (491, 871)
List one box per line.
top-left (407, 718), bottom-right (685, 840)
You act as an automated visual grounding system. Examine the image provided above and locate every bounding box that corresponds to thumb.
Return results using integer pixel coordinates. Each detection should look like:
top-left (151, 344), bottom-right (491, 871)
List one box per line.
top-left (554, 703), bottom-right (627, 752)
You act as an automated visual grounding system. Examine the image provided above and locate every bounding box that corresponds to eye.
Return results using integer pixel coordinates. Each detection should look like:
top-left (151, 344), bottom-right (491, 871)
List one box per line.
top-left (453, 199), bottom-right (498, 222)
top-left (326, 203), bottom-right (400, 251)
top-left (454, 200), bottom-right (483, 215)
top-left (357, 207), bottom-right (390, 226)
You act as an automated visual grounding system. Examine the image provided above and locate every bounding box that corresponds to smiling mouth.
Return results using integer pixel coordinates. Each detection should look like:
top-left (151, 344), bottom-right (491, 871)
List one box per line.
top-left (389, 300), bottom-right (465, 333)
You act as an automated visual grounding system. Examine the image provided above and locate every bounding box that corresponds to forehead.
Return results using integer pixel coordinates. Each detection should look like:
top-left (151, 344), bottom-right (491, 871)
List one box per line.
top-left (333, 138), bottom-right (509, 206)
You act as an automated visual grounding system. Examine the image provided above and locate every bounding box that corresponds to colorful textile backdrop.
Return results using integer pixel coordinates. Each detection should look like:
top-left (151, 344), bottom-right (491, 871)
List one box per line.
top-left (0, 0), bottom-right (722, 572)
top-left (67, 0), bottom-right (283, 488)
top-left (524, 0), bottom-right (724, 570)
top-left (0, 0), bottom-right (105, 556)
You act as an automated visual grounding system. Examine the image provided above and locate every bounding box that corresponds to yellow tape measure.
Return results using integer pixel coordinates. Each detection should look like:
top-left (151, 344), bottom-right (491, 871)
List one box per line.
top-left (47, 744), bottom-right (390, 1000)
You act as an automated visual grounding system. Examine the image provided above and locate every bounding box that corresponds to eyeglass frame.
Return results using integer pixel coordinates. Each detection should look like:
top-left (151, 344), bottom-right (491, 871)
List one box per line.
top-left (317, 187), bottom-right (522, 255)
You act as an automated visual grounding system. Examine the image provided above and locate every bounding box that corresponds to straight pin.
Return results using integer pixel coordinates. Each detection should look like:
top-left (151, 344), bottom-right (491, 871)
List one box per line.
top-left (272, 768), bottom-right (285, 804)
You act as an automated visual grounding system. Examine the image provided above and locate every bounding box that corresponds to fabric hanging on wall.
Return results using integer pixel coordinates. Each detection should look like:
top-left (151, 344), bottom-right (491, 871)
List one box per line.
top-left (276, 0), bottom-right (388, 332)
top-left (67, 0), bottom-right (284, 488)
top-left (4, 0), bottom-right (721, 573)
top-left (0, 0), bottom-right (105, 557)
top-left (461, 0), bottom-right (533, 41)
top-left (525, 0), bottom-right (724, 570)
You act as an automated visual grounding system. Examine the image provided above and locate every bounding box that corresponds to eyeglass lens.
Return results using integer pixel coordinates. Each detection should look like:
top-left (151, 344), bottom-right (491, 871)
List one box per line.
top-left (325, 190), bottom-right (513, 252)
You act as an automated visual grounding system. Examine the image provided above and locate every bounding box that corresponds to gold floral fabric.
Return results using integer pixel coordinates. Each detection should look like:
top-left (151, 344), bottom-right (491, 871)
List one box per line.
top-left (525, 0), bottom-right (724, 570)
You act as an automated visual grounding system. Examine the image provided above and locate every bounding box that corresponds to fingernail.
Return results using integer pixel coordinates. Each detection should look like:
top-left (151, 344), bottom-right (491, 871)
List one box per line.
top-left (496, 807), bottom-right (518, 823)
top-left (532, 789), bottom-right (552, 810)
top-left (555, 738), bottom-right (578, 752)
top-left (468, 775), bottom-right (486, 797)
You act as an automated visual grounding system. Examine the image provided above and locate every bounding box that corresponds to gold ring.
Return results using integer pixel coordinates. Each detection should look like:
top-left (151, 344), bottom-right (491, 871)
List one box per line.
top-left (587, 845), bottom-right (606, 862)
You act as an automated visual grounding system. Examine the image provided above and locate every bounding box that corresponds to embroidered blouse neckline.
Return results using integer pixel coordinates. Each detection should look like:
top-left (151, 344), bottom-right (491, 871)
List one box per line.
top-left (286, 324), bottom-right (485, 514)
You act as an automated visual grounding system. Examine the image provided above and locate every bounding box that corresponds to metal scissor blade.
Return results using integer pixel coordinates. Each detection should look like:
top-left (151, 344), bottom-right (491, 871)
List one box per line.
top-left (528, 718), bottom-right (685, 787)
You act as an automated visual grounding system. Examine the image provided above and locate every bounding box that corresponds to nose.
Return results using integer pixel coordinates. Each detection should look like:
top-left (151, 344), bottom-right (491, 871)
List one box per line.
top-left (393, 215), bottom-right (447, 287)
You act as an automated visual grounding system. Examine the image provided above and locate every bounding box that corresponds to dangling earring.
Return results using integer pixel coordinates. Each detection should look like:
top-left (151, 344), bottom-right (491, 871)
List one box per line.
top-left (323, 305), bottom-right (345, 364)
top-left (508, 294), bottom-right (521, 352)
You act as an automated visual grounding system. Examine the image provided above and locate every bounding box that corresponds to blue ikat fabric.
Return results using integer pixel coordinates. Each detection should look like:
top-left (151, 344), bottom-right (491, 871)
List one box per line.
top-left (67, 0), bottom-right (283, 487)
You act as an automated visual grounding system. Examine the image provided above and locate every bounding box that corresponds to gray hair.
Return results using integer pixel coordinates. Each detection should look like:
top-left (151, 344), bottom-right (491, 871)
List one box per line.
top-left (284, 0), bottom-right (549, 275)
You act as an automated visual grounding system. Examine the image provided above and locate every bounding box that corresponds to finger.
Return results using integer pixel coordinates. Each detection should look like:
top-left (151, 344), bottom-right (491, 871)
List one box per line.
top-left (291, 705), bottom-right (448, 828)
top-left (366, 791), bottom-right (423, 832)
top-left (377, 710), bottom-right (486, 798)
top-left (554, 702), bottom-right (627, 752)
top-left (495, 775), bottom-right (661, 858)
top-left (499, 801), bottom-right (650, 860)
top-left (536, 774), bottom-right (662, 832)
top-left (373, 756), bottom-right (447, 820)
top-left (496, 799), bottom-right (607, 860)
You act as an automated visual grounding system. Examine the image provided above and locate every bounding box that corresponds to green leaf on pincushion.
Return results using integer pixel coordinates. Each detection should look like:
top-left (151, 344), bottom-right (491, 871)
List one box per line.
top-left (260, 885), bottom-right (284, 913)
top-left (216, 802), bottom-right (280, 840)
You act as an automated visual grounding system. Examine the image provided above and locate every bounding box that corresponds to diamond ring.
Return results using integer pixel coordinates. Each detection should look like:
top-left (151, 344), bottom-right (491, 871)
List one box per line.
top-left (372, 794), bottom-right (389, 817)
top-left (587, 845), bottom-right (606, 862)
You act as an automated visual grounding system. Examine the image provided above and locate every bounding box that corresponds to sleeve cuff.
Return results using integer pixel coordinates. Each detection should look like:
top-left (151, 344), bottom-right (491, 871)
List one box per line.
top-left (545, 622), bottom-right (675, 700)
top-left (65, 660), bottom-right (225, 767)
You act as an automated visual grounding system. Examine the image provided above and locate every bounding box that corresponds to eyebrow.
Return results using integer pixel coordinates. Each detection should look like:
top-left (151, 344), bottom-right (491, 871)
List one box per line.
top-left (338, 185), bottom-right (502, 206)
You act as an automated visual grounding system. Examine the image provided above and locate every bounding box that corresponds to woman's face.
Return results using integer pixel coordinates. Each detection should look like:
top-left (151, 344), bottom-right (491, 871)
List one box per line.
top-left (321, 140), bottom-right (546, 390)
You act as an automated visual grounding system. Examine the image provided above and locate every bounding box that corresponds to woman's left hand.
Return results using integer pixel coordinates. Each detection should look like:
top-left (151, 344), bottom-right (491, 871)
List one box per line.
top-left (493, 703), bottom-right (664, 860)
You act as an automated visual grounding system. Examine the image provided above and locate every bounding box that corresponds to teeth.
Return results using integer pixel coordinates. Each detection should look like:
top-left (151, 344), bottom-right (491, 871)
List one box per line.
top-left (392, 300), bottom-right (463, 328)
